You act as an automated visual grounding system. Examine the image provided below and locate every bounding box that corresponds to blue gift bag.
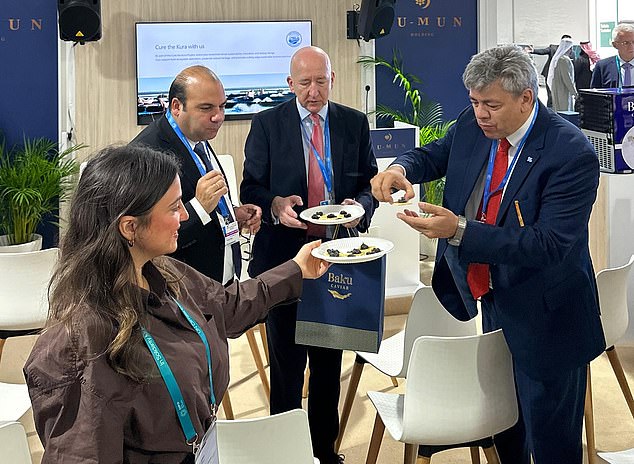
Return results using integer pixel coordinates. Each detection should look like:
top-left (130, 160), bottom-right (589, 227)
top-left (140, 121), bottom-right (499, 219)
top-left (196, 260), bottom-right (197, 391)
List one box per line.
top-left (295, 256), bottom-right (386, 353)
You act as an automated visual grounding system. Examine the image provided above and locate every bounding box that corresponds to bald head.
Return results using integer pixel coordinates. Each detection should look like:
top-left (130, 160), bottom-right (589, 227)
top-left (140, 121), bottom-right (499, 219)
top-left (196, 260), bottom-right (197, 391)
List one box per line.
top-left (289, 46), bottom-right (332, 76)
top-left (288, 46), bottom-right (335, 114)
top-left (168, 65), bottom-right (221, 110)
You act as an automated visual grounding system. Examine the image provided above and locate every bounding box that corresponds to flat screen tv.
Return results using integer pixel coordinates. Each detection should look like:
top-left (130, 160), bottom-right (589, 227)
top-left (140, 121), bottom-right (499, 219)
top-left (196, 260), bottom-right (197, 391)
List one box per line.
top-left (135, 20), bottom-right (312, 125)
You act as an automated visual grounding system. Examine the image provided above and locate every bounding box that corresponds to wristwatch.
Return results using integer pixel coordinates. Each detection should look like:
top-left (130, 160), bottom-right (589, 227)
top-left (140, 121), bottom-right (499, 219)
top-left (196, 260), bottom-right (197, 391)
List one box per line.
top-left (448, 215), bottom-right (467, 246)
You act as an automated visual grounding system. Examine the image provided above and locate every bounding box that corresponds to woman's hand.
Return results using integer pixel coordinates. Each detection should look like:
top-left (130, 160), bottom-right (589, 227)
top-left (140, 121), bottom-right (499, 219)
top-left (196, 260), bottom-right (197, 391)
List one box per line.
top-left (292, 240), bottom-right (331, 279)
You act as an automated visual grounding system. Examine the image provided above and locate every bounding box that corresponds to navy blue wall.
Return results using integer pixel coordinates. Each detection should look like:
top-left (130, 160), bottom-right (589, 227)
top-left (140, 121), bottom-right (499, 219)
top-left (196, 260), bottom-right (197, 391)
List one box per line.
top-left (1, 0), bottom-right (58, 148)
top-left (1, 0), bottom-right (59, 247)
top-left (375, 0), bottom-right (478, 124)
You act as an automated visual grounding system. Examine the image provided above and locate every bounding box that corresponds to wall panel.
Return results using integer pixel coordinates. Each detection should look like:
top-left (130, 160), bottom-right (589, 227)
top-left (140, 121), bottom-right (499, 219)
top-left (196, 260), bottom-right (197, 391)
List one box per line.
top-left (74, 0), bottom-right (362, 185)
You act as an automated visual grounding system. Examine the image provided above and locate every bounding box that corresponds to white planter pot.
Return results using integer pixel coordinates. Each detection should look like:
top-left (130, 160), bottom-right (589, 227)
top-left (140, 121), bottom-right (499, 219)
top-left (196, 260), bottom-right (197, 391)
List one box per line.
top-left (419, 235), bottom-right (438, 259)
top-left (0, 234), bottom-right (43, 253)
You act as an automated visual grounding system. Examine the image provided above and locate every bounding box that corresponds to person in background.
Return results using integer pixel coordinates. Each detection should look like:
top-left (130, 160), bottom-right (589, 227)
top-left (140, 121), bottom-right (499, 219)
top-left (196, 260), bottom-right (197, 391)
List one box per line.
top-left (573, 41), bottom-right (600, 111)
top-left (240, 46), bottom-right (378, 464)
top-left (24, 144), bottom-right (329, 463)
top-left (547, 37), bottom-right (578, 111)
top-left (371, 45), bottom-right (605, 463)
top-left (591, 23), bottom-right (634, 88)
top-left (530, 34), bottom-right (572, 107)
top-left (132, 66), bottom-right (261, 285)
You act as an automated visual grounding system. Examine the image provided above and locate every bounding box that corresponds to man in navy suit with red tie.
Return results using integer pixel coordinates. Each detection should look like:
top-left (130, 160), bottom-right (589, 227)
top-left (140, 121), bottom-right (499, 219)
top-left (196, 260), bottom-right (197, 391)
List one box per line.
top-left (241, 46), bottom-right (377, 464)
top-left (372, 46), bottom-right (605, 463)
top-left (132, 66), bottom-right (262, 285)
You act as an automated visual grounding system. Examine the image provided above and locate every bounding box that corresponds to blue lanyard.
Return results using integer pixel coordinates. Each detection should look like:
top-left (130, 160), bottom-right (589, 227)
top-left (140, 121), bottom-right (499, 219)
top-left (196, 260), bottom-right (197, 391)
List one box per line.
top-left (301, 115), bottom-right (333, 195)
top-left (165, 110), bottom-right (231, 218)
top-left (141, 298), bottom-right (216, 445)
top-left (481, 102), bottom-right (538, 218)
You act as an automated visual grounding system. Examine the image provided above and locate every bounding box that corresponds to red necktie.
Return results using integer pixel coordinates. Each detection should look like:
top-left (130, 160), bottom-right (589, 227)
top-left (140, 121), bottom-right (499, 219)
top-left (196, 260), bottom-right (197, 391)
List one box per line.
top-left (467, 138), bottom-right (511, 299)
top-left (307, 113), bottom-right (326, 237)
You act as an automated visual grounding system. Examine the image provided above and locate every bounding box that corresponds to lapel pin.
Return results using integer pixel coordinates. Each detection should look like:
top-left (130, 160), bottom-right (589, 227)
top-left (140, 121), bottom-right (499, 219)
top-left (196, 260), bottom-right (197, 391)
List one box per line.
top-left (527, 156), bottom-right (533, 163)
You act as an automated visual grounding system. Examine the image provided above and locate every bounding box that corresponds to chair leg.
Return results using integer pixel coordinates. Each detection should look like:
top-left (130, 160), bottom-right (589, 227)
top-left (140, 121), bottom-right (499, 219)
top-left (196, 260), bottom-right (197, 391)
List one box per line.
top-left (606, 346), bottom-right (634, 419)
top-left (221, 391), bottom-right (234, 420)
top-left (302, 366), bottom-right (310, 398)
top-left (584, 364), bottom-right (596, 464)
top-left (482, 445), bottom-right (500, 464)
top-left (259, 323), bottom-right (270, 365)
top-left (391, 376), bottom-right (399, 387)
top-left (0, 338), bottom-right (6, 365)
top-left (245, 327), bottom-right (270, 401)
top-left (365, 412), bottom-right (385, 464)
top-left (335, 358), bottom-right (365, 452)
top-left (404, 443), bottom-right (417, 464)
top-left (469, 446), bottom-right (481, 464)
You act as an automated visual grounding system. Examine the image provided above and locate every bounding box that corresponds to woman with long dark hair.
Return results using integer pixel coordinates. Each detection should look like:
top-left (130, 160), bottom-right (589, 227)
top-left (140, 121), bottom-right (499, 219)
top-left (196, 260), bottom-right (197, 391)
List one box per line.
top-left (24, 144), bottom-right (329, 463)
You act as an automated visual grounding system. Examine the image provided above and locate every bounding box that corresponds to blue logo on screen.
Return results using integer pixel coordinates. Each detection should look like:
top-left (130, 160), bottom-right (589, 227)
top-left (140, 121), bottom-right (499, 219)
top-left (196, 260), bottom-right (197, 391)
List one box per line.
top-left (286, 31), bottom-right (302, 47)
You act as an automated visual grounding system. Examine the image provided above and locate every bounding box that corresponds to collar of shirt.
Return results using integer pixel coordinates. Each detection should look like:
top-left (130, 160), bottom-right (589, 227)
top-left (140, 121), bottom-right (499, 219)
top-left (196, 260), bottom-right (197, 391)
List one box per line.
top-left (296, 98), bottom-right (329, 123)
top-left (505, 102), bottom-right (537, 158)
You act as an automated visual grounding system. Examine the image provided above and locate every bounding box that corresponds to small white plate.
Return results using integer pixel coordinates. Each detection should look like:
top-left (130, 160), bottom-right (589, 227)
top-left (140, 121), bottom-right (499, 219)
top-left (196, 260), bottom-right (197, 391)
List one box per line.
top-left (300, 204), bottom-right (365, 225)
top-left (311, 237), bottom-right (394, 264)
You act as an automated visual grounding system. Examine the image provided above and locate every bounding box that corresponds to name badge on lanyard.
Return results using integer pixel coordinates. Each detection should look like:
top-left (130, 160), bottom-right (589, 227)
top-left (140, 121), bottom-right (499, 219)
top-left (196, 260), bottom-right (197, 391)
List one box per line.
top-left (219, 207), bottom-right (240, 246)
top-left (194, 417), bottom-right (219, 464)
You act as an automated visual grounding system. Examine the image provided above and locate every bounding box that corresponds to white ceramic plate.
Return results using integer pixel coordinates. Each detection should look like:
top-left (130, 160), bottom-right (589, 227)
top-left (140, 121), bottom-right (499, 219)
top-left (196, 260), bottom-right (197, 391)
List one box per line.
top-left (300, 204), bottom-right (365, 225)
top-left (311, 237), bottom-right (394, 264)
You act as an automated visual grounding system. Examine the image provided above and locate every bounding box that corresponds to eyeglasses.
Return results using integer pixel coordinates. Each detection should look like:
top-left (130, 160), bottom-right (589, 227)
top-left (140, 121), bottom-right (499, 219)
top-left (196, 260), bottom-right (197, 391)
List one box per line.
top-left (614, 40), bottom-right (634, 46)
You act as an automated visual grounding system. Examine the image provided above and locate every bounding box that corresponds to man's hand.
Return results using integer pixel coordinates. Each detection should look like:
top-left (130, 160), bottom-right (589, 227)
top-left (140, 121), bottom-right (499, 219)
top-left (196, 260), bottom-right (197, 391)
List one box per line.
top-left (271, 195), bottom-right (307, 229)
top-left (235, 204), bottom-right (262, 234)
top-left (340, 198), bottom-right (363, 229)
top-left (370, 166), bottom-right (416, 203)
top-left (397, 202), bottom-right (459, 239)
top-left (195, 170), bottom-right (228, 212)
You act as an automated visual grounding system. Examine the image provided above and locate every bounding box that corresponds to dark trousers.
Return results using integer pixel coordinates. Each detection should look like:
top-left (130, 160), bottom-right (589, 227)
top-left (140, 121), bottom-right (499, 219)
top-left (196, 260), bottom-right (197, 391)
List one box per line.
top-left (481, 294), bottom-right (587, 464)
top-left (266, 303), bottom-right (343, 464)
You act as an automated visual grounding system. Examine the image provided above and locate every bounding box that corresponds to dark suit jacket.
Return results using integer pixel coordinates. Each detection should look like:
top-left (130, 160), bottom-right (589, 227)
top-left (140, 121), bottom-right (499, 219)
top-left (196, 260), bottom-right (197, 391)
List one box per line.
top-left (394, 102), bottom-right (606, 378)
top-left (131, 116), bottom-right (238, 283)
top-left (241, 98), bottom-right (378, 276)
top-left (531, 45), bottom-right (558, 79)
top-left (591, 56), bottom-right (620, 88)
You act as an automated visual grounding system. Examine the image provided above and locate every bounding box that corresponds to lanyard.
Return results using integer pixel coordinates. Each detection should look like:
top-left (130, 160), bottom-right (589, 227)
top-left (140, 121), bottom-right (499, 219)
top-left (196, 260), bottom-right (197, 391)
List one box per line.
top-left (142, 298), bottom-right (216, 446)
top-left (301, 115), bottom-right (333, 195)
top-left (615, 56), bottom-right (631, 88)
top-left (481, 102), bottom-right (538, 218)
top-left (165, 110), bottom-right (231, 218)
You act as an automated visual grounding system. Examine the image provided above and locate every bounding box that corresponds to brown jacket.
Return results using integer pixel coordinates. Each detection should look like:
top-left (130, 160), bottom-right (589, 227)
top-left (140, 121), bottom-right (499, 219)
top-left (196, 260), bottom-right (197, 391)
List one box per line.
top-left (24, 257), bottom-right (302, 463)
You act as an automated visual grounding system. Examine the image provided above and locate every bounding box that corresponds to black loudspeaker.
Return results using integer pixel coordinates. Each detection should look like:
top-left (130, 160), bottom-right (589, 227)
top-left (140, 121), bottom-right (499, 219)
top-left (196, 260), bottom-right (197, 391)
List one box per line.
top-left (357, 0), bottom-right (396, 41)
top-left (58, 0), bottom-right (102, 43)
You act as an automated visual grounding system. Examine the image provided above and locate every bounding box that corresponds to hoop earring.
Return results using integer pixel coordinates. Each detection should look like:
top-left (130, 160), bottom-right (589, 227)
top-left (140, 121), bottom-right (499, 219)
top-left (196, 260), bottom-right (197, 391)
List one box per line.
top-left (127, 239), bottom-right (134, 248)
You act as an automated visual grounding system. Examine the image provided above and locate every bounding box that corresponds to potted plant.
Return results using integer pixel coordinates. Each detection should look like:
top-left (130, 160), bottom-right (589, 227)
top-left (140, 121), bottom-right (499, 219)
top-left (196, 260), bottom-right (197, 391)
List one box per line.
top-left (359, 52), bottom-right (455, 258)
top-left (359, 51), bottom-right (455, 206)
top-left (0, 137), bottom-right (82, 251)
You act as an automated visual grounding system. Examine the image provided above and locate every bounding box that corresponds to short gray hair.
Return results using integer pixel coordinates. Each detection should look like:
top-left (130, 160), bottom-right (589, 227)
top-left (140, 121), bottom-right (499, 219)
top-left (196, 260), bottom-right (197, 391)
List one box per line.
top-left (462, 45), bottom-right (538, 99)
top-left (612, 23), bottom-right (634, 41)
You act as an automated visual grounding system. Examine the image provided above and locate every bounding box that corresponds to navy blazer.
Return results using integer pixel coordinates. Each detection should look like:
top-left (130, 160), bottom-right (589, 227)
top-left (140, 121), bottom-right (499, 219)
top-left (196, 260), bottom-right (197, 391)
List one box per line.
top-left (395, 102), bottom-right (606, 378)
top-left (131, 116), bottom-right (239, 283)
top-left (590, 56), bottom-right (621, 88)
top-left (241, 98), bottom-right (378, 276)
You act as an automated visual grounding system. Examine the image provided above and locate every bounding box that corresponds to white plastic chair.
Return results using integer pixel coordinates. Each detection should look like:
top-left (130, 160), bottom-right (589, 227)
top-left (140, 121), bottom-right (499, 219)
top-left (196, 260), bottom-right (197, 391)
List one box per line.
top-left (584, 255), bottom-right (634, 464)
top-left (216, 409), bottom-right (318, 464)
top-left (365, 330), bottom-right (518, 464)
top-left (336, 286), bottom-right (477, 451)
top-left (0, 421), bottom-right (32, 464)
top-left (0, 248), bottom-right (58, 422)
